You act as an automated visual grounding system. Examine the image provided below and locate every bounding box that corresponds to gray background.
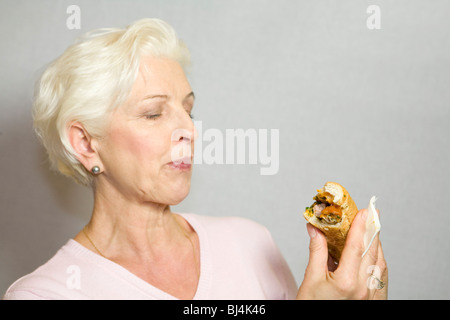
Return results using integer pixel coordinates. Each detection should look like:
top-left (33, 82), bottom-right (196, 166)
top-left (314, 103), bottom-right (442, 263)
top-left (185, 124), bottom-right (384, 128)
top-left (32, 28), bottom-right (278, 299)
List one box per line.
top-left (1, 0), bottom-right (449, 299)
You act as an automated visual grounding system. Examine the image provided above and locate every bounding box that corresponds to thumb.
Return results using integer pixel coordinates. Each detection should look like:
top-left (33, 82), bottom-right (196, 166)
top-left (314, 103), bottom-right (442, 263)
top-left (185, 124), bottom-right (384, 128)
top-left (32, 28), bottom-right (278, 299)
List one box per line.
top-left (304, 223), bottom-right (329, 281)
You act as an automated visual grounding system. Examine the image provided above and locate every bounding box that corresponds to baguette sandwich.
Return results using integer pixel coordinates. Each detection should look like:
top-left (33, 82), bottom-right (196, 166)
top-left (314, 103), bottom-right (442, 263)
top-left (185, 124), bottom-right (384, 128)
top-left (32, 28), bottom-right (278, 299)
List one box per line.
top-left (303, 182), bottom-right (358, 262)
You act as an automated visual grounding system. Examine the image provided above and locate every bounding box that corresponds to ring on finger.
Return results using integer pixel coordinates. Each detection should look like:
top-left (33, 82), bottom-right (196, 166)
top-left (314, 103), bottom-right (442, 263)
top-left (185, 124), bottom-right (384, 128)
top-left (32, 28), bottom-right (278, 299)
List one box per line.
top-left (368, 274), bottom-right (385, 290)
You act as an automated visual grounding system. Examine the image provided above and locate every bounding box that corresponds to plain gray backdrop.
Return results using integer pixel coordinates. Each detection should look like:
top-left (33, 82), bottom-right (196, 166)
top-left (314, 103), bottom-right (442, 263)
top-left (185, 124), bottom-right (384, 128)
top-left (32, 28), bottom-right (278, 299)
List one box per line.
top-left (1, 0), bottom-right (449, 299)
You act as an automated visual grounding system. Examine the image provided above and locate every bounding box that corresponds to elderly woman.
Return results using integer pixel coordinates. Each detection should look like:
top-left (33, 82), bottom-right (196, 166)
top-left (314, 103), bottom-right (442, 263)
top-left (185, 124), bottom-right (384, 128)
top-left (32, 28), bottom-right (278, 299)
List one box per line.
top-left (4, 19), bottom-right (387, 300)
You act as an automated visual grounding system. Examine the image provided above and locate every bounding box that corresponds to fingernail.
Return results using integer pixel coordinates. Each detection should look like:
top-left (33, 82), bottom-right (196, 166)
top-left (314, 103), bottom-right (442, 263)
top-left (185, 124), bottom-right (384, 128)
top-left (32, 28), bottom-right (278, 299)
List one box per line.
top-left (306, 224), bottom-right (317, 238)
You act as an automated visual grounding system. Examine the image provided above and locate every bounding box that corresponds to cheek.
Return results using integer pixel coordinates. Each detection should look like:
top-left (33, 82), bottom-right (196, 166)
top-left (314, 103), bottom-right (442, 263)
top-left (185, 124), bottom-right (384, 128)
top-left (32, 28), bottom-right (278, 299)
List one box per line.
top-left (105, 125), bottom-right (168, 168)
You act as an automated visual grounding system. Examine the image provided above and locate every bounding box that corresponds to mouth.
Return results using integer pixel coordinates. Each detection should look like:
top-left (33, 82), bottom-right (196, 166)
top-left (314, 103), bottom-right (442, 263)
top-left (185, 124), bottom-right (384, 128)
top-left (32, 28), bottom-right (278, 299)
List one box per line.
top-left (168, 157), bottom-right (192, 171)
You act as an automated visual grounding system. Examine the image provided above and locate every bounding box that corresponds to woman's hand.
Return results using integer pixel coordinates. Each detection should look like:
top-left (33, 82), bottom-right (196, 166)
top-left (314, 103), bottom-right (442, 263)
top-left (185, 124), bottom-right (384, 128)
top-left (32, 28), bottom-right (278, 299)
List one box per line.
top-left (297, 209), bottom-right (388, 300)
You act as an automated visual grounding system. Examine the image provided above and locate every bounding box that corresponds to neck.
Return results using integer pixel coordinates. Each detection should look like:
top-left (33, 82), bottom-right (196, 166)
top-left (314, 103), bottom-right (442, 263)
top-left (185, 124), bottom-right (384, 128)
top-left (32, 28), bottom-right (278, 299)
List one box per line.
top-left (78, 181), bottom-right (186, 262)
top-left (74, 178), bottom-right (200, 299)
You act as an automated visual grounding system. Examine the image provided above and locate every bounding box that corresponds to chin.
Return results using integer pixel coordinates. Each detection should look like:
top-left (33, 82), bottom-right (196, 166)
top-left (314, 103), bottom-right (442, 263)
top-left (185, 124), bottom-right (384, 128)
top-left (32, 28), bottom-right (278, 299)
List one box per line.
top-left (164, 183), bottom-right (191, 205)
top-left (165, 195), bottom-right (189, 206)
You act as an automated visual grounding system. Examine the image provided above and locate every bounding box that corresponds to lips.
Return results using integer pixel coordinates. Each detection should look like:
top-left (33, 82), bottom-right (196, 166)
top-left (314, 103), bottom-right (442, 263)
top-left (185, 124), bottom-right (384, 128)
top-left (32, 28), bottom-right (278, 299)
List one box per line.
top-left (168, 157), bottom-right (192, 171)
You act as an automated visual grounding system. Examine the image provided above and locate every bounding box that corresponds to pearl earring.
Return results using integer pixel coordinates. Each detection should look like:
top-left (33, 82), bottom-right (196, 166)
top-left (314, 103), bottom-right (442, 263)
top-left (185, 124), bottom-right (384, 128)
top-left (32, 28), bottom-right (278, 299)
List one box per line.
top-left (91, 166), bottom-right (101, 174)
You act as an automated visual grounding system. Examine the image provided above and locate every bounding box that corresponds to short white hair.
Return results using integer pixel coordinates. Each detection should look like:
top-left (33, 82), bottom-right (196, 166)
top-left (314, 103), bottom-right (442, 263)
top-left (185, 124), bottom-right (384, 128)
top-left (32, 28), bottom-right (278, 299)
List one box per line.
top-left (33, 18), bottom-right (190, 186)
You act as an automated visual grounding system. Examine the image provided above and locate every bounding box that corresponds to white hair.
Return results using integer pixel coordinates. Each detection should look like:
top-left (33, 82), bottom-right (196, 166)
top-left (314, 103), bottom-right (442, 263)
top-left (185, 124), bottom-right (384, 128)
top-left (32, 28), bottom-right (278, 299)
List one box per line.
top-left (33, 18), bottom-right (191, 186)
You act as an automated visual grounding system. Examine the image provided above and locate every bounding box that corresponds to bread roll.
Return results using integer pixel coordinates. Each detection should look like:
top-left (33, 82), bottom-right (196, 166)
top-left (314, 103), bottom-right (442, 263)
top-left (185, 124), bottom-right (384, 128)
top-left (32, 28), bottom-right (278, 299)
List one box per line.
top-left (303, 182), bottom-right (358, 262)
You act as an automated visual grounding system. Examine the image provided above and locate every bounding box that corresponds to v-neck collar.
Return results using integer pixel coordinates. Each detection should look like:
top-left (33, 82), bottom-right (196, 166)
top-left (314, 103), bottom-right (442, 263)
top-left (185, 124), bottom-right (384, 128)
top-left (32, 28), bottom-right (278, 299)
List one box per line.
top-left (67, 213), bottom-right (211, 300)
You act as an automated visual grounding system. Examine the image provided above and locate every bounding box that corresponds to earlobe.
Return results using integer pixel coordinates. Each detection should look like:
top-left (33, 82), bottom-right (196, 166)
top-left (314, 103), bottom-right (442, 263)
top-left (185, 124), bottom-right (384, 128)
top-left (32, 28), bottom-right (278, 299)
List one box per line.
top-left (91, 166), bottom-right (101, 175)
top-left (68, 122), bottom-right (100, 172)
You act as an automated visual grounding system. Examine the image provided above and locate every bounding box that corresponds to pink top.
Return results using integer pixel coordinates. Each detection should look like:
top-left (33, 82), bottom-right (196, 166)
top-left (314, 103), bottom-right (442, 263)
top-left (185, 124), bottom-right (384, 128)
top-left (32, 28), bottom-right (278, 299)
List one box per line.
top-left (3, 214), bottom-right (297, 300)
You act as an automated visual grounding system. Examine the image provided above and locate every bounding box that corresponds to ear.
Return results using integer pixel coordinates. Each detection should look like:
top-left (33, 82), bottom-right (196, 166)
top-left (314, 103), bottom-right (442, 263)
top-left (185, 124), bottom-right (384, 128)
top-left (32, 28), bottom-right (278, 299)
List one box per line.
top-left (68, 122), bottom-right (102, 174)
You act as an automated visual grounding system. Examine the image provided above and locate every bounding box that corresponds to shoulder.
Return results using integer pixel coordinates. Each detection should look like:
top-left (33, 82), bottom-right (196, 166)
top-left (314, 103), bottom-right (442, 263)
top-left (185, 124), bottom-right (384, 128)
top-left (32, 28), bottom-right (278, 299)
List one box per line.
top-left (3, 240), bottom-right (85, 300)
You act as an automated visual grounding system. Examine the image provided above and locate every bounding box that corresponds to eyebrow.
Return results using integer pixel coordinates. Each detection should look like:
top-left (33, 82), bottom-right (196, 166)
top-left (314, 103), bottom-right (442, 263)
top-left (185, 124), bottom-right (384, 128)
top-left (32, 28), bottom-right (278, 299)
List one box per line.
top-left (142, 91), bottom-right (195, 102)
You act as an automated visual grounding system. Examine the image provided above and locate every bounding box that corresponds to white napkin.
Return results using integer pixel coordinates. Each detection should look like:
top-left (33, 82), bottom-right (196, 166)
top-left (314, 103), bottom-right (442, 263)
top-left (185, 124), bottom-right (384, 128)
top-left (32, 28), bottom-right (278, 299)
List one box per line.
top-left (362, 196), bottom-right (381, 258)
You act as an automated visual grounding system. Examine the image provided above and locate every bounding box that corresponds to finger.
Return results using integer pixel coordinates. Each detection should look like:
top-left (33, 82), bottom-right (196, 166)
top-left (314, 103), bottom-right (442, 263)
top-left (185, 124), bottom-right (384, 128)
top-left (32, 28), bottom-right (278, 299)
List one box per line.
top-left (304, 223), bottom-right (329, 281)
top-left (372, 242), bottom-right (388, 300)
top-left (361, 208), bottom-right (382, 280)
top-left (360, 232), bottom-right (380, 279)
top-left (363, 234), bottom-right (381, 299)
top-left (336, 209), bottom-right (367, 279)
top-left (360, 209), bottom-right (380, 277)
top-left (377, 241), bottom-right (387, 277)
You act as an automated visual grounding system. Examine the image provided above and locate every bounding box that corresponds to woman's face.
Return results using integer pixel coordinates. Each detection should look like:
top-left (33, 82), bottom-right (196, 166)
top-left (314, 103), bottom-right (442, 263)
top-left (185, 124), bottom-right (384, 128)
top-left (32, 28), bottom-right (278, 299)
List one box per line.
top-left (97, 56), bottom-right (196, 205)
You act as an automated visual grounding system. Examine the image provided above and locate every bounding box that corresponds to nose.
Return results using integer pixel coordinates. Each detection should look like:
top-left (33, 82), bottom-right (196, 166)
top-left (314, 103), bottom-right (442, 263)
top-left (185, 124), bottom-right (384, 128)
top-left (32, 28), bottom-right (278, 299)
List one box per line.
top-left (171, 127), bottom-right (192, 143)
top-left (170, 109), bottom-right (196, 162)
top-left (171, 107), bottom-right (197, 143)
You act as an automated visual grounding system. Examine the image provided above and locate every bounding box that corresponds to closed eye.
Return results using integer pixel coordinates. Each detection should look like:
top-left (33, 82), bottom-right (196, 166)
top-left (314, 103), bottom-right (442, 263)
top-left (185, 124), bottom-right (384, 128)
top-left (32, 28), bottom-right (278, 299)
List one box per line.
top-left (145, 114), bottom-right (161, 120)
